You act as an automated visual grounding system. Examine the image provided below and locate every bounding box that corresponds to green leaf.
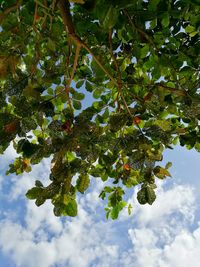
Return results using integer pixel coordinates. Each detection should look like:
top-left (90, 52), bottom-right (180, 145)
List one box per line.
top-left (76, 174), bottom-right (90, 193)
top-left (104, 186), bottom-right (113, 193)
top-left (93, 88), bottom-right (102, 99)
top-left (99, 5), bottom-right (118, 30)
top-left (150, 18), bottom-right (157, 29)
top-left (161, 13), bottom-right (170, 28)
top-left (185, 25), bottom-right (196, 33)
top-left (35, 180), bottom-right (43, 187)
top-left (148, 0), bottom-right (160, 11)
top-left (110, 206), bottom-right (119, 219)
top-left (85, 81), bottom-right (93, 92)
top-left (153, 166), bottom-right (171, 179)
top-left (76, 80), bottom-right (84, 88)
top-left (140, 45), bottom-right (149, 58)
top-left (137, 185), bottom-right (156, 205)
top-left (47, 38), bottom-right (56, 52)
top-left (73, 100), bottom-right (82, 110)
top-left (26, 187), bottom-right (44, 199)
top-left (165, 162), bottom-right (172, 169)
top-left (102, 108), bottom-right (109, 119)
top-left (35, 197), bottom-right (46, 206)
top-left (110, 201), bottom-right (126, 219)
top-left (128, 203), bottom-right (132, 215)
top-left (73, 91), bottom-right (85, 100)
top-left (64, 199), bottom-right (78, 217)
top-left (91, 60), bottom-right (105, 80)
top-left (154, 120), bottom-right (171, 131)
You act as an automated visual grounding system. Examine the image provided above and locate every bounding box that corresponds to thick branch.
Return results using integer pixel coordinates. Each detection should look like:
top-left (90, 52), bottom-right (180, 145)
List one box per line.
top-left (57, 0), bottom-right (76, 35)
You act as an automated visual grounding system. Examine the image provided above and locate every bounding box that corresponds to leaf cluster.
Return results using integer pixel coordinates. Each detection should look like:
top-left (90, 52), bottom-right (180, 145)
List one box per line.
top-left (0, 0), bottom-right (199, 218)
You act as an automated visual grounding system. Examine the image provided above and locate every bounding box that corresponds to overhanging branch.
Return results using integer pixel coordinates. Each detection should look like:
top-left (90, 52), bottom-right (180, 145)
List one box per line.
top-left (57, 0), bottom-right (118, 87)
top-left (57, 0), bottom-right (76, 35)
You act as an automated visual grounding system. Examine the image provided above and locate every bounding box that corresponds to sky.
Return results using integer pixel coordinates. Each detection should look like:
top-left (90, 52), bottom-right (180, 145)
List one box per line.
top-left (0, 142), bottom-right (200, 267)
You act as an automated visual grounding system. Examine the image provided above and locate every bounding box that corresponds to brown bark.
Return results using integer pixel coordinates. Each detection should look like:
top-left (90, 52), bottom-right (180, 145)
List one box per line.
top-left (57, 0), bottom-right (76, 35)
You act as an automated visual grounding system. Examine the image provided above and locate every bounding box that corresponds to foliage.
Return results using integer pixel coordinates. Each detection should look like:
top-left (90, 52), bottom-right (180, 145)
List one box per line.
top-left (0, 0), bottom-right (200, 219)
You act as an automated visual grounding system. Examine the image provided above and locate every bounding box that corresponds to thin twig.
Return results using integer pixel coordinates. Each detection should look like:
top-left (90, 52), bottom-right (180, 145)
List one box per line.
top-left (125, 81), bottom-right (187, 97)
top-left (64, 76), bottom-right (73, 111)
top-left (35, 0), bottom-right (50, 11)
top-left (0, 0), bottom-right (21, 23)
top-left (33, 1), bottom-right (38, 25)
top-left (41, 0), bottom-right (48, 29)
top-left (108, 29), bottom-right (121, 110)
top-left (123, 9), bottom-right (156, 48)
top-left (108, 29), bottom-right (135, 116)
top-left (2, 0), bottom-right (21, 16)
top-left (66, 41), bottom-right (72, 69)
top-left (80, 40), bottom-right (118, 87)
top-left (157, 84), bottom-right (187, 96)
top-left (68, 43), bottom-right (81, 88)
top-left (65, 43), bottom-right (81, 111)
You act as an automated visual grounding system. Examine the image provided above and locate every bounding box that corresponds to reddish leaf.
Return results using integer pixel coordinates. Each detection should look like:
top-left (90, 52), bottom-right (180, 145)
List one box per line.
top-left (62, 121), bottom-right (72, 133)
top-left (4, 120), bottom-right (19, 133)
top-left (133, 116), bottom-right (141, 125)
top-left (124, 164), bottom-right (131, 171)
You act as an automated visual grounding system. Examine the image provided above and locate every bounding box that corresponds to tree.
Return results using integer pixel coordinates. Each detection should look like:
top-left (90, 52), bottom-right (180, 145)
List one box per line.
top-left (0, 0), bottom-right (199, 219)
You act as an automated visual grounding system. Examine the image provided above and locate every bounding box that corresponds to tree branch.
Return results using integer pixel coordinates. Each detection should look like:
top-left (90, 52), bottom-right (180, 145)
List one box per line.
top-left (57, 0), bottom-right (76, 35)
top-left (68, 43), bottom-right (81, 88)
top-left (2, 0), bottom-right (21, 15)
top-left (64, 43), bottom-right (81, 111)
top-left (80, 41), bottom-right (118, 86)
top-left (123, 9), bottom-right (155, 47)
top-left (33, 1), bottom-right (38, 26)
top-left (57, 0), bottom-right (118, 87)
top-left (157, 84), bottom-right (187, 96)
top-left (109, 29), bottom-right (121, 110)
top-left (0, 0), bottom-right (21, 23)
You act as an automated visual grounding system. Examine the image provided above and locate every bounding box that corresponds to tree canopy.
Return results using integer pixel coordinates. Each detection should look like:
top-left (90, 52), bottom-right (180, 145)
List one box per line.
top-left (0, 0), bottom-right (200, 219)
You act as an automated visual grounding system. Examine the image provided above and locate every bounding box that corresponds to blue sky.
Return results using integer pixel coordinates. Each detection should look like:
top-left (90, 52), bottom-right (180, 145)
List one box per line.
top-left (0, 143), bottom-right (200, 267)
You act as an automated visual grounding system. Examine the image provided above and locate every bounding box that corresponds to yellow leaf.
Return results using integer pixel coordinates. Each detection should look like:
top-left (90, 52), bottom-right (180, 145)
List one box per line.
top-left (154, 166), bottom-right (171, 179)
top-left (155, 120), bottom-right (171, 131)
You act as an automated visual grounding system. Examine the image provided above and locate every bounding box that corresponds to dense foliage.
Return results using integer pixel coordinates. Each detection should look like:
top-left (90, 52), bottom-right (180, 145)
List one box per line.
top-left (0, 0), bottom-right (200, 219)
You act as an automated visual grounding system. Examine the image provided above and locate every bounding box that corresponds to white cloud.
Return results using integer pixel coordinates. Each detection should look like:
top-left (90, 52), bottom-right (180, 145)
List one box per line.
top-left (117, 182), bottom-right (199, 267)
top-left (0, 204), bottom-right (120, 267)
top-left (25, 201), bottom-right (63, 234)
top-left (159, 226), bottom-right (200, 267)
top-left (9, 157), bottom-right (52, 200)
top-left (0, 145), bottom-right (18, 190)
top-left (1, 177), bottom-right (199, 267)
top-left (0, 221), bottom-right (56, 267)
top-left (121, 224), bottom-right (200, 267)
top-left (0, 144), bottom-right (18, 171)
top-left (122, 181), bottom-right (196, 227)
